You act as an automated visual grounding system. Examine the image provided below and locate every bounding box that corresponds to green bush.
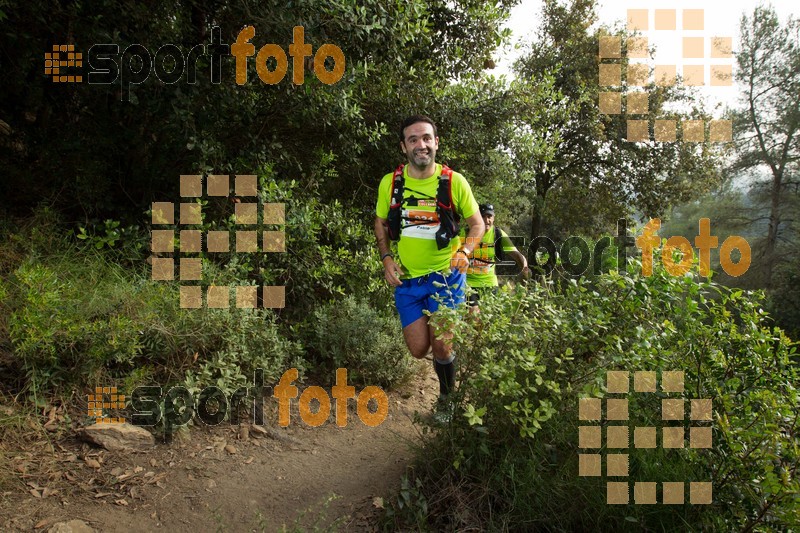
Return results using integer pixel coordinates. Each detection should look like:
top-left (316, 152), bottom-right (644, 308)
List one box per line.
top-left (182, 308), bottom-right (305, 398)
top-left (397, 260), bottom-right (799, 531)
top-left (0, 173), bottom-right (406, 402)
top-left (5, 253), bottom-right (148, 396)
top-left (188, 170), bottom-right (394, 322)
top-left (306, 295), bottom-right (415, 388)
top-left (1, 238), bottom-right (304, 402)
top-left (767, 265), bottom-right (800, 341)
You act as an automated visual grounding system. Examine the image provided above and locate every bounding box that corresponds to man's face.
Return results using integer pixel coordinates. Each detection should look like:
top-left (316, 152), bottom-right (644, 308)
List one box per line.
top-left (400, 122), bottom-right (438, 170)
top-left (483, 214), bottom-right (494, 227)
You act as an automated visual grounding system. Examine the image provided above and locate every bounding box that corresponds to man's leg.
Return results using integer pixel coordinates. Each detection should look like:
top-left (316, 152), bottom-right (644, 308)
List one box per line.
top-left (429, 323), bottom-right (455, 396)
top-left (426, 270), bottom-right (466, 398)
top-left (466, 288), bottom-right (480, 315)
top-left (401, 312), bottom-right (454, 409)
top-left (395, 278), bottom-right (431, 359)
top-left (402, 316), bottom-right (431, 359)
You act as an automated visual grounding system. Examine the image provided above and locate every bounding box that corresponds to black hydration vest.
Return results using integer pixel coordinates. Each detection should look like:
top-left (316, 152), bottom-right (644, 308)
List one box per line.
top-left (492, 225), bottom-right (506, 263)
top-left (386, 164), bottom-right (460, 250)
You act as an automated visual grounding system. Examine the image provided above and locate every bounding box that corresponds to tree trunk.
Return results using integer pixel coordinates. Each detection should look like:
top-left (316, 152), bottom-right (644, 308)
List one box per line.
top-left (529, 172), bottom-right (550, 241)
top-left (763, 172), bottom-right (783, 289)
top-left (530, 198), bottom-right (544, 241)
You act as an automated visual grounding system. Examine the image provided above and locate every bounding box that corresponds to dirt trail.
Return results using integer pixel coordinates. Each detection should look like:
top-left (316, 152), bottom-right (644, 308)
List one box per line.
top-left (0, 372), bottom-right (439, 532)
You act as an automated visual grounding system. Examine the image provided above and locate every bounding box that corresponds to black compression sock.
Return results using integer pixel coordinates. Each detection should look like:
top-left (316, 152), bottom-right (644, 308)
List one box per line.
top-left (434, 353), bottom-right (456, 396)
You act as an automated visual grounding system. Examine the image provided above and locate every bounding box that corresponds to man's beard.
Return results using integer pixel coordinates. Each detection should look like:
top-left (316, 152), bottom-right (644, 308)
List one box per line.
top-left (408, 148), bottom-right (434, 169)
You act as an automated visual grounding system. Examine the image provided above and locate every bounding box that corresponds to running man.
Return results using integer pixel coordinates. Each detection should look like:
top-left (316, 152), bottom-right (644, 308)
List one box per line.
top-left (374, 115), bottom-right (484, 412)
top-left (463, 203), bottom-right (530, 311)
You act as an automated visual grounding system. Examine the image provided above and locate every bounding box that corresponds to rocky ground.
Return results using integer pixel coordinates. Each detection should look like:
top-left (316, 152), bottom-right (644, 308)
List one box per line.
top-left (0, 370), bottom-right (440, 532)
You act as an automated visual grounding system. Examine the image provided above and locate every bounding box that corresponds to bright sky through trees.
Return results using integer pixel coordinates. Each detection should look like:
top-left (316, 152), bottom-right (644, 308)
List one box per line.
top-left (497, 0), bottom-right (797, 110)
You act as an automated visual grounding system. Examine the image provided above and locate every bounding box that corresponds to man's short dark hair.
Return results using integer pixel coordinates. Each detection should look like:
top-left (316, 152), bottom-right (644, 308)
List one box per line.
top-left (399, 115), bottom-right (438, 142)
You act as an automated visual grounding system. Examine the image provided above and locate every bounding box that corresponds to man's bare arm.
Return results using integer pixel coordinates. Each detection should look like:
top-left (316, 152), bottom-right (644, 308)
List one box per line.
top-left (374, 216), bottom-right (404, 286)
top-left (508, 249), bottom-right (531, 278)
top-left (462, 211), bottom-right (485, 254)
top-left (374, 216), bottom-right (392, 257)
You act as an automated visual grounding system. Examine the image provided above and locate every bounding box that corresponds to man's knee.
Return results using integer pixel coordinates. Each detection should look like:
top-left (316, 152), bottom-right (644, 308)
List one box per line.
top-left (433, 349), bottom-right (454, 364)
top-left (403, 335), bottom-right (430, 359)
top-left (431, 342), bottom-right (452, 360)
top-left (402, 316), bottom-right (430, 359)
top-left (409, 345), bottom-right (431, 359)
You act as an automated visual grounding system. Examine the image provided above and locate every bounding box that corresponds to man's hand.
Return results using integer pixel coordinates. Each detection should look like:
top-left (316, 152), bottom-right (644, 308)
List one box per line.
top-left (450, 249), bottom-right (470, 274)
top-left (383, 257), bottom-right (405, 287)
top-left (508, 250), bottom-right (531, 280)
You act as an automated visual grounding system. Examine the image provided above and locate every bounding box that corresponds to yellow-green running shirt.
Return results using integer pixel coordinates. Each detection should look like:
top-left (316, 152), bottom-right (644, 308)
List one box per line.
top-left (376, 164), bottom-right (479, 278)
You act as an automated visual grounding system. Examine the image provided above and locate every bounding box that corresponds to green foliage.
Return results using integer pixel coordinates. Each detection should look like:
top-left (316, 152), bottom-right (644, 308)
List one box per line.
top-left (183, 309), bottom-right (304, 398)
top-left (404, 261), bottom-right (799, 531)
top-left (509, 0), bottom-right (725, 240)
top-left (306, 295), bottom-right (414, 388)
top-left (186, 167), bottom-right (394, 322)
top-left (0, 165), bottom-right (422, 401)
top-left (76, 219), bottom-right (122, 249)
top-left (768, 266), bottom-right (800, 340)
top-left (275, 193), bottom-right (389, 319)
top-left (6, 253), bottom-right (147, 395)
top-left (0, 174), bottom-right (419, 403)
top-left (0, 0), bottom-right (518, 219)
top-left (662, 183), bottom-right (799, 339)
top-left (382, 475), bottom-right (429, 530)
top-left (0, 230), bottom-right (301, 400)
top-left (73, 219), bottom-right (151, 272)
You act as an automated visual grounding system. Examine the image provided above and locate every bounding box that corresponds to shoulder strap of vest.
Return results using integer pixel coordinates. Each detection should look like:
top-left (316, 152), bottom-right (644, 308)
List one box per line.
top-left (437, 165), bottom-right (454, 211)
top-left (493, 225), bottom-right (501, 245)
top-left (386, 165), bottom-right (405, 241)
top-left (433, 165), bottom-right (460, 250)
top-left (493, 225), bottom-right (505, 262)
top-left (390, 164), bottom-right (405, 207)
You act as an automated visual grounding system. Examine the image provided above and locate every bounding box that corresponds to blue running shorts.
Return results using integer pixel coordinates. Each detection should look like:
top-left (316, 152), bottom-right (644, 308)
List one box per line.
top-left (394, 270), bottom-right (466, 328)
